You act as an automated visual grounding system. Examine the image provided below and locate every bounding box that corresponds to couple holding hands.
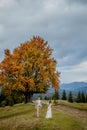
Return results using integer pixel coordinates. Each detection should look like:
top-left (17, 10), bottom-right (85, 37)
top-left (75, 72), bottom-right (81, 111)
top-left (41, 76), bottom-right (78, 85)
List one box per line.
top-left (35, 97), bottom-right (52, 119)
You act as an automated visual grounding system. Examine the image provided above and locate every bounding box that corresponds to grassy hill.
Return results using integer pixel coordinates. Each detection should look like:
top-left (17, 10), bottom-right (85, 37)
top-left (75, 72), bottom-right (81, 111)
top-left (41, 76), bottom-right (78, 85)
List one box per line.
top-left (0, 101), bottom-right (87, 130)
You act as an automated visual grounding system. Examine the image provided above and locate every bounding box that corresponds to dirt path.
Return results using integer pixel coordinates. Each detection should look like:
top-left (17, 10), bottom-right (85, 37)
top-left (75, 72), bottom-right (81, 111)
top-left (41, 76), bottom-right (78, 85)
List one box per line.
top-left (53, 105), bottom-right (87, 125)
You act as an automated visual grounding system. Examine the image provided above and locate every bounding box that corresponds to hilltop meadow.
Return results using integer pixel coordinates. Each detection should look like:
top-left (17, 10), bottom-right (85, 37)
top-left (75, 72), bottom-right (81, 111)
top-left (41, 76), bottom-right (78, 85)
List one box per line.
top-left (0, 100), bottom-right (87, 130)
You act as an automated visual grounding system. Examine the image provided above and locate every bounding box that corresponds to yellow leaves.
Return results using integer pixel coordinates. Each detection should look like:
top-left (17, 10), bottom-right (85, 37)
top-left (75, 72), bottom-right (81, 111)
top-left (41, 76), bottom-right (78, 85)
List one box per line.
top-left (13, 83), bottom-right (25, 92)
top-left (4, 49), bottom-right (11, 57)
top-left (37, 82), bottom-right (45, 92)
top-left (0, 36), bottom-right (60, 96)
top-left (27, 78), bottom-right (36, 91)
top-left (18, 84), bottom-right (25, 92)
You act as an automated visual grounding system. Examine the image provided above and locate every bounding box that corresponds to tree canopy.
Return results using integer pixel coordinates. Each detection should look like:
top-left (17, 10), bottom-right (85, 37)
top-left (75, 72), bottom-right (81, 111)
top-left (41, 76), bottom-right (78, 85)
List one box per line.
top-left (0, 36), bottom-right (60, 102)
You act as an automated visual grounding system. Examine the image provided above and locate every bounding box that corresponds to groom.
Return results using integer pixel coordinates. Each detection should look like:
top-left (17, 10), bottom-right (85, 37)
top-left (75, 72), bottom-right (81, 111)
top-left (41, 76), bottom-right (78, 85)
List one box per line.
top-left (35, 97), bottom-right (42, 117)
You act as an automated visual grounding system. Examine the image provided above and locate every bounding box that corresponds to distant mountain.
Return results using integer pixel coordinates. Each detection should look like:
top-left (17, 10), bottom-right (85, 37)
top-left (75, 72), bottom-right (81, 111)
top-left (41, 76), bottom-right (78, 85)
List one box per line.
top-left (47, 81), bottom-right (87, 95)
top-left (60, 82), bottom-right (87, 94)
top-left (32, 82), bottom-right (87, 100)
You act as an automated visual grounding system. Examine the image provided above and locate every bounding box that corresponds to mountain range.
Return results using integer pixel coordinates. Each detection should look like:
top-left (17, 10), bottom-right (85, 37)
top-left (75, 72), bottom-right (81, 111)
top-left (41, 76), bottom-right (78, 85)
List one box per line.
top-left (47, 81), bottom-right (87, 95)
top-left (33, 82), bottom-right (87, 100)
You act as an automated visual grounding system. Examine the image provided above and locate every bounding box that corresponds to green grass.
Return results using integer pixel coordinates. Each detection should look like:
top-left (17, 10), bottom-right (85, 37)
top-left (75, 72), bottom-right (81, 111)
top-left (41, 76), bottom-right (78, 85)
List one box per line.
top-left (57, 100), bottom-right (87, 110)
top-left (0, 102), bottom-right (87, 130)
top-left (0, 103), bottom-right (31, 119)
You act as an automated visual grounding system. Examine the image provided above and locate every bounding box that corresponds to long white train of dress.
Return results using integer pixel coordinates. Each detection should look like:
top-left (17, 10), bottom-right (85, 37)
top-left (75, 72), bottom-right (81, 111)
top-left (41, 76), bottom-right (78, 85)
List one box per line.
top-left (46, 104), bottom-right (52, 118)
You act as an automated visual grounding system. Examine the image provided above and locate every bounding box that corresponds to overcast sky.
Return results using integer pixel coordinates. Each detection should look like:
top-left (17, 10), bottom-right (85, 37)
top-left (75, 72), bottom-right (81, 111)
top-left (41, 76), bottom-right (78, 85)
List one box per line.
top-left (0, 0), bottom-right (87, 83)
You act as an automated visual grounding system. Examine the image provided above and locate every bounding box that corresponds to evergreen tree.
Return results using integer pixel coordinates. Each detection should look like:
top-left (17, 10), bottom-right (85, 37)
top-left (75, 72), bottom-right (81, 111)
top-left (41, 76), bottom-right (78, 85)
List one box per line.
top-left (62, 90), bottom-right (67, 100)
top-left (52, 90), bottom-right (59, 100)
top-left (45, 96), bottom-right (48, 100)
top-left (81, 91), bottom-right (85, 103)
top-left (85, 94), bottom-right (87, 103)
top-left (68, 91), bottom-right (73, 103)
top-left (76, 91), bottom-right (82, 103)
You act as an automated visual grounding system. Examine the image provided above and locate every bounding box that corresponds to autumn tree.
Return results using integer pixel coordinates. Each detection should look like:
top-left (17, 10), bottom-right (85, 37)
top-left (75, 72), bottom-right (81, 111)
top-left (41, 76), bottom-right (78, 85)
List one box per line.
top-left (0, 36), bottom-right (60, 102)
top-left (0, 49), bottom-right (14, 97)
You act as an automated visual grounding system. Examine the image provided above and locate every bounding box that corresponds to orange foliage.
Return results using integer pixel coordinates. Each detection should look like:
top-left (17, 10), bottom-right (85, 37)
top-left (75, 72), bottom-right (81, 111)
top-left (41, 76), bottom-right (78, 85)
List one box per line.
top-left (0, 36), bottom-right (60, 97)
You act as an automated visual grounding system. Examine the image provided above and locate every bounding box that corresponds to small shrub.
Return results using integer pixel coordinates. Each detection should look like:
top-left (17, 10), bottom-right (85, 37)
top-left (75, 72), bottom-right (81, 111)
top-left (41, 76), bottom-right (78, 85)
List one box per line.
top-left (0, 100), bottom-right (6, 107)
top-left (53, 100), bottom-right (58, 105)
top-left (6, 98), bottom-right (14, 106)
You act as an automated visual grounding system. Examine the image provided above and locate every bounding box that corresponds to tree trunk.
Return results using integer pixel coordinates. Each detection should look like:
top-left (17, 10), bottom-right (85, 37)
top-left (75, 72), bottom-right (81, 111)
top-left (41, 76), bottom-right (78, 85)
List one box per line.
top-left (25, 92), bottom-right (33, 103)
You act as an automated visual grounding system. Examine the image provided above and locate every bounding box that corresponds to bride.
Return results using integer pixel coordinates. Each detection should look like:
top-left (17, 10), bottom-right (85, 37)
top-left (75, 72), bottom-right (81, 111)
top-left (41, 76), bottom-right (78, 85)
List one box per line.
top-left (46, 100), bottom-right (52, 119)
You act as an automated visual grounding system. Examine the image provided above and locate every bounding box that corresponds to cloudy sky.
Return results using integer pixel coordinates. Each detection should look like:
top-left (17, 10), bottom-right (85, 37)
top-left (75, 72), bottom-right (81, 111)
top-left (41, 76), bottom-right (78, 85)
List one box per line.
top-left (0, 0), bottom-right (87, 83)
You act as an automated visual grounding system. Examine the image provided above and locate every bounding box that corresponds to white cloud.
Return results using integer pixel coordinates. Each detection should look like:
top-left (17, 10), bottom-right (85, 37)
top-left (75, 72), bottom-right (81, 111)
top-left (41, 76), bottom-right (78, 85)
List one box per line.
top-left (59, 61), bottom-right (87, 83)
top-left (0, 0), bottom-right (16, 7)
top-left (0, 0), bottom-right (87, 83)
top-left (0, 24), bottom-right (4, 37)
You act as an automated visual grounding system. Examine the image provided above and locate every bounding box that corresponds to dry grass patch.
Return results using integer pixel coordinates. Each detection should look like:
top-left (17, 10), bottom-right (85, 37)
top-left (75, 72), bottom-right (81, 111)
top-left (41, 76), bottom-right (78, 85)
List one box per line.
top-left (0, 103), bottom-right (86, 130)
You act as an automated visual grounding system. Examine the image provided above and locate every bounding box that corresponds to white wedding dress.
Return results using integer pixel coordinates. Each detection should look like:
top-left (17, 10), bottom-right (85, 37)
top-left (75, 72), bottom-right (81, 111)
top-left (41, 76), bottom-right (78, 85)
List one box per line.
top-left (46, 103), bottom-right (52, 118)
